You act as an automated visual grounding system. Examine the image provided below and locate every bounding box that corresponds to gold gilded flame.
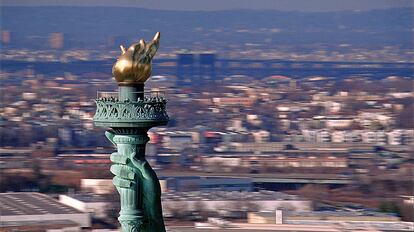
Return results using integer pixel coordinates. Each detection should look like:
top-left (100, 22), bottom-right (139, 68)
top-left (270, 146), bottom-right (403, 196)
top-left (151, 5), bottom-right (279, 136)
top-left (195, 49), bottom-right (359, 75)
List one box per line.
top-left (112, 32), bottom-right (160, 84)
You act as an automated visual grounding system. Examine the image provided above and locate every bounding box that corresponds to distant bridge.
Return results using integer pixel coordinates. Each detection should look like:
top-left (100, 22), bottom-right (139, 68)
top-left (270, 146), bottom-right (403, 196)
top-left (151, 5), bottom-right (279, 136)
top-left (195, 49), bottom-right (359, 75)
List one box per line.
top-left (1, 59), bottom-right (413, 81)
top-left (171, 57), bottom-right (414, 79)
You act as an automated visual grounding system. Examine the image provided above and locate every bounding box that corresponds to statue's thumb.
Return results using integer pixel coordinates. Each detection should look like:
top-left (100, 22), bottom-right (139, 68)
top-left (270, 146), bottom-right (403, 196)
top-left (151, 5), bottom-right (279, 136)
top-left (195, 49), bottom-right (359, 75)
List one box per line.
top-left (129, 153), bottom-right (150, 179)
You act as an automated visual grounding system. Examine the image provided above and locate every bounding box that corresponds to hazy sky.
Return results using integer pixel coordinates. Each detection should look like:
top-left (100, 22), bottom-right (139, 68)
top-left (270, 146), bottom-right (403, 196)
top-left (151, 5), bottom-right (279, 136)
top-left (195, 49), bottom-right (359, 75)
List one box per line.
top-left (1, 0), bottom-right (412, 11)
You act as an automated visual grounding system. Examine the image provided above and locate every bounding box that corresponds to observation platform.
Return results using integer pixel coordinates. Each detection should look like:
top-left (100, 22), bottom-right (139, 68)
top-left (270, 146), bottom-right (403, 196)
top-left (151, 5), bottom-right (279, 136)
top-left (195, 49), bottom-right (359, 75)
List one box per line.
top-left (93, 90), bottom-right (168, 128)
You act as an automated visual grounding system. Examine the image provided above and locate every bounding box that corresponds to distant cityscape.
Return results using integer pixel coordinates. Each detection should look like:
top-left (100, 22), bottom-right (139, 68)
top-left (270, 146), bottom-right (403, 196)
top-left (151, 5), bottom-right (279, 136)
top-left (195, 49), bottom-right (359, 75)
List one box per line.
top-left (0, 5), bottom-right (413, 232)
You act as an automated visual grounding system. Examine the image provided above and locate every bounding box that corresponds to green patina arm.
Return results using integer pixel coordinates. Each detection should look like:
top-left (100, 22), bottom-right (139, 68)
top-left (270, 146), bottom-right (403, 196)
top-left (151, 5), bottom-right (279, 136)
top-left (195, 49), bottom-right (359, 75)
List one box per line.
top-left (130, 156), bottom-right (166, 232)
top-left (95, 32), bottom-right (167, 232)
top-left (109, 140), bottom-right (166, 232)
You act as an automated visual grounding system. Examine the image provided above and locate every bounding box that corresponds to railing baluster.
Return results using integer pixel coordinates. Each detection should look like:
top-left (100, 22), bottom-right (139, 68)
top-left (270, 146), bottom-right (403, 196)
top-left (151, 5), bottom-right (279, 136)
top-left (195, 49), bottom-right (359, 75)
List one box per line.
top-left (97, 90), bottom-right (165, 101)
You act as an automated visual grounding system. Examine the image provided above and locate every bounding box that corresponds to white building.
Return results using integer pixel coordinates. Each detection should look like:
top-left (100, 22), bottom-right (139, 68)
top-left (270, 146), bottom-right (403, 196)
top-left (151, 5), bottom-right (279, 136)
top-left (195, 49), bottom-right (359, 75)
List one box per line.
top-left (324, 101), bottom-right (342, 113)
top-left (316, 130), bottom-right (331, 143)
top-left (59, 194), bottom-right (109, 219)
top-left (358, 111), bottom-right (392, 128)
top-left (361, 130), bottom-right (387, 145)
top-left (301, 129), bottom-right (317, 143)
top-left (202, 156), bottom-right (242, 172)
top-left (162, 191), bottom-right (311, 216)
top-left (331, 131), bottom-right (345, 143)
top-left (252, 130), bottom-right (270, 143)
top-left (344, 130), bottom-right (362, 143)
top-left (387, 130), bottom-right (404, 145)
top-left (0, 192), bottom-right (90, 229)
top-left (247, 209), bottom-right (412, 232)
top-left (161, 131), bottom-right (194, 151)
top-left (81, 179), bottom-right (115, 194)
top-left (323, 116), bottom-right (354, 129)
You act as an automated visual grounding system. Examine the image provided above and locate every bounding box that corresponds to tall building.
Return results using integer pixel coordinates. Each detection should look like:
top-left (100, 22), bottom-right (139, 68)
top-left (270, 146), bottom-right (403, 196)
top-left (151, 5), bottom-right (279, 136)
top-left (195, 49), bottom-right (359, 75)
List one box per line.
top-left (1, 30), bottom-right (11, 45)
top-left (177, 52), bottom-right (195, 87)
top-left (176, 52), bottom-right (216, 87)
top-left (49, 32), bottom-right (64, 49)
top-left (199, 52), bottom-right (216, 84)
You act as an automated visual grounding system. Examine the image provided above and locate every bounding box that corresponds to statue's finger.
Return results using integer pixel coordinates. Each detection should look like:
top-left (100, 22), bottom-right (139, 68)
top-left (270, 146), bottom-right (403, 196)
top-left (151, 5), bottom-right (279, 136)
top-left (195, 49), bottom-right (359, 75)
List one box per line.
top-left (113, 176), bottom-right (134, 188)
top-left (110, 152), bottom-right (128, 164)
top-left (110, 164), bottom-right (136, 180)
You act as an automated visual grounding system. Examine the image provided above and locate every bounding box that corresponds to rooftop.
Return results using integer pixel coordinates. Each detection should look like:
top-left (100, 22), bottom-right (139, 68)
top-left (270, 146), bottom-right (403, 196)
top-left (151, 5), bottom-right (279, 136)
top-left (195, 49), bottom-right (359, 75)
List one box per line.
top-left (253, 210), bottom-right (399, 219)
top-left (62, 193), bottom-right (110, 203)
top-left (0, 220), bottom-right (79, 228)
top-left (0, 192), bottom-right (83, 216)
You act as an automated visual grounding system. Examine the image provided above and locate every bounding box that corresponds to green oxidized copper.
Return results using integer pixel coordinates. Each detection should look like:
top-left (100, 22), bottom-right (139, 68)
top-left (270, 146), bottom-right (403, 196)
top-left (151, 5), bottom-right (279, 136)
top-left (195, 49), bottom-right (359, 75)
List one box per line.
top-left (93, 32), bottom-right (167, 232)
top-left (94, 95), bottom-right (168, 127)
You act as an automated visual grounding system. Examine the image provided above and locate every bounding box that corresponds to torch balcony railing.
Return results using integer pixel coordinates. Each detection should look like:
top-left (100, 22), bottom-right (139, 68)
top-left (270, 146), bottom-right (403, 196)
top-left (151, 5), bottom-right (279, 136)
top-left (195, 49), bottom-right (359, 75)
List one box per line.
top-left (96, 91), bottom-right (166, 102)
top-left (94, 90), bottom-right (168, 124)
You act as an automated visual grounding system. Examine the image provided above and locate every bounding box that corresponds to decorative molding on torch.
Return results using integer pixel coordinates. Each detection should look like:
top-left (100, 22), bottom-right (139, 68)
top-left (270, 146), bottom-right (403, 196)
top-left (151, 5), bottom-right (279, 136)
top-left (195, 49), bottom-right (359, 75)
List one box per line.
top-left (113, 135), bottom-right (149, 145)
top-left (119, 220), bottom-right (143, 232)
top-left (94, 99), bottom-right (168, 124)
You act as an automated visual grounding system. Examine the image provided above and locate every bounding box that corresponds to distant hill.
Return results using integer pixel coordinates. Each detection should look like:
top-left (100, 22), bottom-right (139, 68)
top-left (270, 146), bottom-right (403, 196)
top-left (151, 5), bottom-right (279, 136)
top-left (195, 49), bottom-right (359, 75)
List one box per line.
top-left (1, 6), bottom-right (412, 49)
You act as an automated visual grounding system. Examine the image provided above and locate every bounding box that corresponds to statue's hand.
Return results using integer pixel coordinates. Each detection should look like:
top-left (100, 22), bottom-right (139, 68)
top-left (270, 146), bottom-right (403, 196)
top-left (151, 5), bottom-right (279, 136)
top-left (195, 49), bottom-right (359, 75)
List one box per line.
top-left (110, 152), bottom-right (139, 189)
top-left (110, 149), bottom-right (165, 232)
top-left (128, 155), bottom-right (151, 180)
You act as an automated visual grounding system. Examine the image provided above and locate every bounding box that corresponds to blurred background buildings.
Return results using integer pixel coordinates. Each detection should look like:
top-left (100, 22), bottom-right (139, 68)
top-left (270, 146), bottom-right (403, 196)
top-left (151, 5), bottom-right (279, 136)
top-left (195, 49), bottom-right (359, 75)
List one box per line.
top-left (0, 0), bottom-right (413, 231)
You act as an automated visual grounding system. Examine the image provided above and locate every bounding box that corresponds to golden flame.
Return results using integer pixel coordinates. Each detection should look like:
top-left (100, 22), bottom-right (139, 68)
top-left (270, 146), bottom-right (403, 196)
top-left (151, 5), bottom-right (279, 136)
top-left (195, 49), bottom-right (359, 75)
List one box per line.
top-left (112, 32), bottom-right (160, 84)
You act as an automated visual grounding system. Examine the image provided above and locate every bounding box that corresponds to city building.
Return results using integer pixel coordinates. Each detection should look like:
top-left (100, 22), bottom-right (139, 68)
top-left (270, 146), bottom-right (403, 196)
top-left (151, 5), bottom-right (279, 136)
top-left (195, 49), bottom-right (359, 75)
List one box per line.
top-left (161, 131), bottom-right (195, 151)
top-left (248, 210), bottom-right (401, 224)
top-left (247, 210), bottom-right (413, 231)
top-left (80, 178), bottom-right (115, 194)
top-left (59, 194), bottom-right (110, 219)
top-left (0, 192), bottom-right (90, 230)
top-left (1, 30), bottom-right (11, 45)
top-left (49, 32), bottom-right (65, 49)
top-left (176, 52), bottom-right (217, 87)
top-left (162, 191), bottom-right (312, 216)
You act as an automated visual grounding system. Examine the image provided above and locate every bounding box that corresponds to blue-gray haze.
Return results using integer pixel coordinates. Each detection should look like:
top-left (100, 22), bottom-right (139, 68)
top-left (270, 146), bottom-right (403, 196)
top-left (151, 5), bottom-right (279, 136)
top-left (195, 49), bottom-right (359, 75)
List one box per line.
top-left (1, 6), bottom-right (412, 50)
top-left (1, 0), bottom-right (412, 11)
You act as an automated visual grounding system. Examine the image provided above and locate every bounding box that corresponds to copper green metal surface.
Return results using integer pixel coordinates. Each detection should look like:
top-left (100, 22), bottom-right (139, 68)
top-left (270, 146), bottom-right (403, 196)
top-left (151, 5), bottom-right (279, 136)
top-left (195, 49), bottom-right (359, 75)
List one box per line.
top-left (106, 131), bottom-right (166, 232)
top-left (93, 96), bottom-right (168, 128)
top-left (93, 32), bottom-right (167, 232)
